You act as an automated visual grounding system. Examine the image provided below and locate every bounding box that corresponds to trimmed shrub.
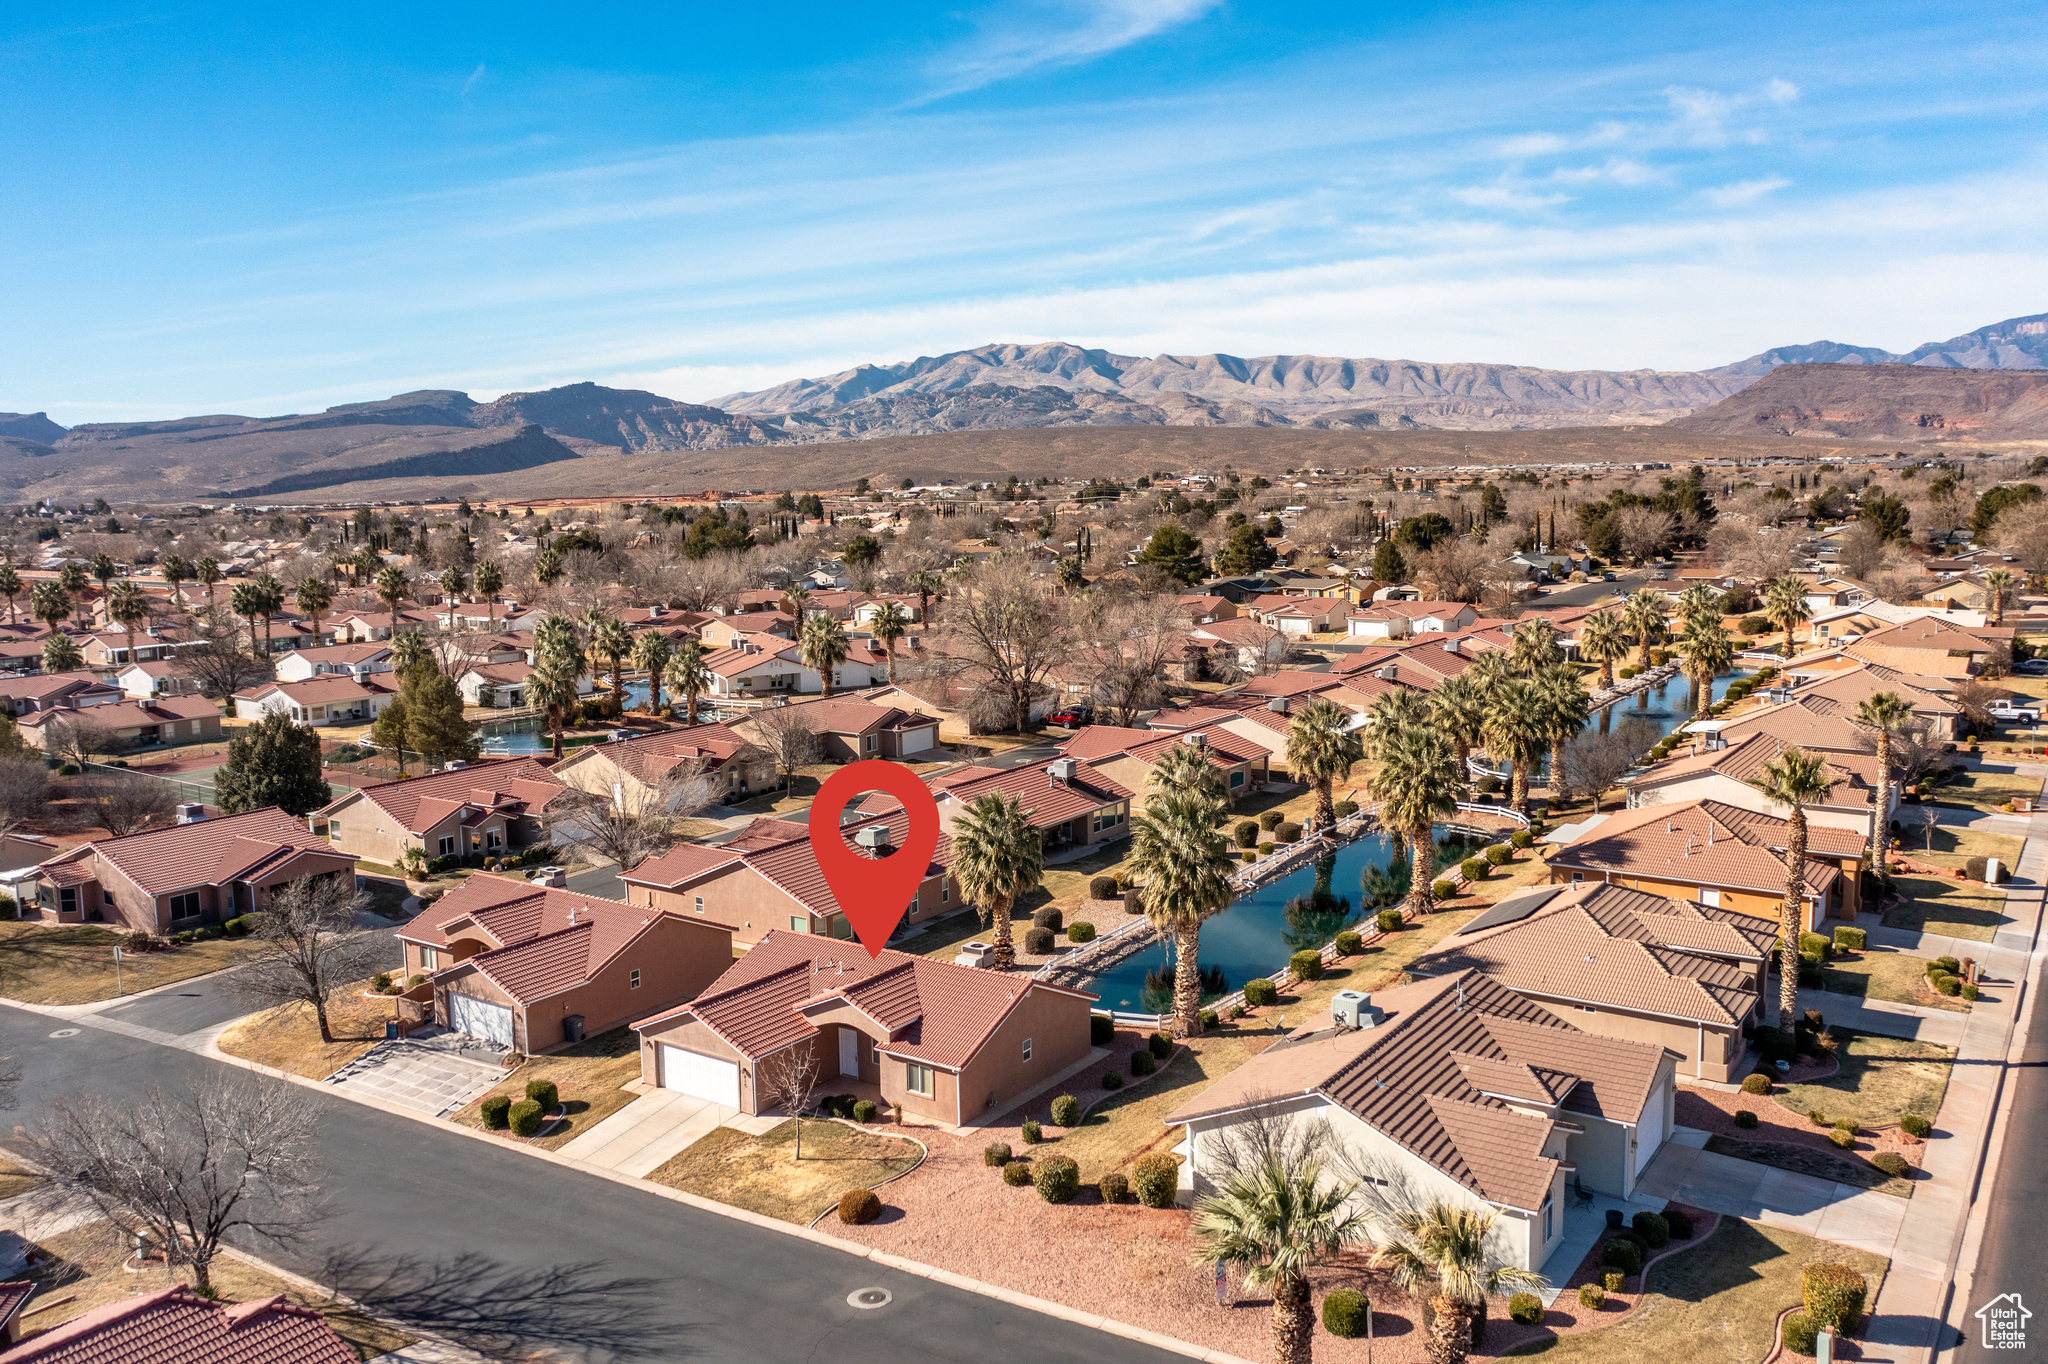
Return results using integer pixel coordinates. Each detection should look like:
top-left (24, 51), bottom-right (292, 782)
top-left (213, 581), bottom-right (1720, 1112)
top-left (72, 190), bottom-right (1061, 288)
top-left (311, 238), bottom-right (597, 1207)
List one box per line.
top-left (1899, 1114), bottom-right (1933, 1139)
top-left (1067, 921), bottom-right (1096, 944)
top-left (1650, 648), bottom-right (1671, 666)
top-left (1024, 927), bottom-right (1056, 955)
top-left (1033, 1155), bottom-right (1080, 1203)
top-left (852, 1099), bottom-right (878, 1123)
top-left (1808, 1109), bottom-right (1830, 1126)
top-left (984, 1142), bottom-right (1013, 1167)
top-left (1099, 1171), bottom-right (1130, 1204)
top-left (1200, 1009), bottom-right (1219, 1028)
top-left (1600, 1238), bottom-right (1643, 1276)
top-left (1803, 1261), bottom-right (1868, 1332)
top-left (1290, 949), bottom-right (1324, 982)
top-left (1234, 821), bottom-right (1259, 848)
top-left (1020, 1119), bottom-right (1043, 1144)
top-left (223, 916), bottom-right (251, 937)
top-left (1734, 1109), bottom-right (1759, 1129)
top-left (1476, 774), bottom-right (1503, 794)
top-left (1050, 1094), bottom-right (1081, 1127)
top-left (1130, 1050), bottom-right (1155, 1076)
top-left (1149, 1032), bottom-right (1173, 1058)
top-left (1001, 1159), bottom-right (1035, 1187)
top-left (838, 1188), bottom-right (882, 1224)
top-left (1334, 799), bottom-right (1359, 818)
top-left (480, 1095), bottom-right (512, 1130)
top-left (372, 972), bottom-right (393, 992)
top-left (1334, 930), bottom-right (1363, 956)
top-left (1741, 1074), bottom-right (1772, 1095)
top-left (1089, 876), bottom-right (1120, 900)
top-left (1461, 857), bottom-right (1489, 880)
top-left (1132, 1153), bottom-right (1180, 1208)
top-left (1603, 1271), bottom-right (1624, 1293)
top-left (1664, 1208), bottom-right (1694, 1239)
top-left (1829, 1128), bottom-right (1856, 1149)
top-left (1834, 926), bottom-right (1867, 953)
top-left (1798, 932), bottom-right (1832, 961)
top-left (1783, 1313), bottom-right (1819, 1356)
top-left (524, 1078), bottom-right (559, 1111)
top-left (1275, 821), bottom-right (1303, 844)
top-left (1377, 907), bottom-right (1403, 932)
top-left (1510, 829), bottom-right (1534, 849)
top-left (1753, 1025), bottom-right (1795, 1064)
top-left (1484, 844), bottom-right (1513, 867)
top-left (1259, 809), bottom-right (1286, 831)
top-left (1933, 955), bottom-right (1962, 975)
top-left (1101, 1070), bottom-right (1123, 1090)
top-left (1740, 615), bottom-right (1772, 635)
top-left (1617, 666), bottom-right (1638, 681)
top-left (1509, 1292), bottom-right (1543, 1325)
top-left (1933, 972), bottom-right (1962, 997)
top-left (509, 1099), bottom-right (544, 1137)
top-left (1632, 1211), bottom-right (1669, 1248)
top-left (1323, 1288), bottom-right (1370, 1338)
top-left (1091, 1013), bottom-right (1114, 1044)
top-left (1258, 842), bottom-right (1274, 856)
top-left (1579, 1283), bottom-right (1606, 1309)
top-left (1964, 980), bottom-right (1980, 1002)
top-left (1244, 978), bottom-right (1279, 1007)
top-left (1431, 880), bottom-right (1457, 900)
top-left (1032, 906), bottom-right (1063, 931)
top-left (1873, 1150), bottom-right (1912, 1177)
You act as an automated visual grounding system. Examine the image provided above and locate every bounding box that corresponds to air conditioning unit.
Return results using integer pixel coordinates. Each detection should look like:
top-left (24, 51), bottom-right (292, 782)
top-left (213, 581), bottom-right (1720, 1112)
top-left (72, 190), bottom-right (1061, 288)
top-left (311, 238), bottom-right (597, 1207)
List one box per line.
top-left (1181, 732), bottom-right (1207, 749)
top-left (1267, 696), bottom-right (1289, 714)
top-left (1331, 990), bottom-right (1382, 1029)
top-left (1047, 757), bottom-right (1079, 785)
top-left (854, 824), bottom-right (893, 851)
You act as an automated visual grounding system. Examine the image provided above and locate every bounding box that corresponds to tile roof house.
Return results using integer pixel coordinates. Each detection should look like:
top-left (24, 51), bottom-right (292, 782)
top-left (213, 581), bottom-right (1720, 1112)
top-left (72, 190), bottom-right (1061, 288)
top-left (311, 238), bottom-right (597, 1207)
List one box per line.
top-left (0, 1284), bottom-right (355, 1364)
top-left (112, 659), bottom-right (206, 700)
top-left (398, 873), bottom-right (734, 1054)
top-left (1776, 659), bottom-right (1964, 740)
top-left (1166, 970), bottom-right (1675, 1271)
top-left (1545, 798), bottom-right (1867, 932)
top-left (454, 659), bottom-right (596, 710)
top-left (1056, 724), bottom-right (1269, 811)
top-left (632, 928), bottom-right (1097, 1125)
top-left (16, 696), bottom-right (222, 751)
top-left (1707, 699), bottom-right (1878, 757)
top-left (232, 675), bottom-right (395, 726)
top-left (1625, 730), bottom-right (1891, 839)
top-left (0, 671), bottom-right (125, 715)
top-left (1344, 600), bottom-right (1479, 637)
top-left (316, 757), bottom-right (570, 867)
top-left (734, 696), bottom-right (940, 763)
top-left (273, 641), bottom-right (394, 683)
top-left (29, 806), bottom-right (357, 933)
top-left (1844, 619), bottom-right (2000, 678)
top-left (924, 759), bottom-right (1136, 855)
top-left (551, 721), bottom-right (777, 808)
top-left (621, 804), bottom-right (959, 948)
top-left (1414, 882), bottom-right (1772, 1083)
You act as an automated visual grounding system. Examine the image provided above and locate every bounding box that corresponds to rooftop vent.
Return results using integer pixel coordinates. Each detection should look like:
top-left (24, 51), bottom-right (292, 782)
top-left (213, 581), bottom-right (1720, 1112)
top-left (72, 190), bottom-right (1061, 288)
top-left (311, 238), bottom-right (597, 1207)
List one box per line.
top-left (1047, 757), bottom-right (1079, 785)
top-left (175, 802), bottom-right (206, 824)
top-left (853, 824), bottom-right (893, 851)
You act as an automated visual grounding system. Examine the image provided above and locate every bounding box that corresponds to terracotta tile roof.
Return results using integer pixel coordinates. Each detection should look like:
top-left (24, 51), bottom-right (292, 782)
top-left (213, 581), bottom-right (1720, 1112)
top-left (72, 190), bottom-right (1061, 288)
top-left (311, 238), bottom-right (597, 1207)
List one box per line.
top-left (558, 722), bottom-right (758, 784)
top-left (634, 928), bottom-right (1094, 1070)
top-left (21, 698), bottom-right (219, 733)
top-left (1713, 701), bottom-right (1876, 755)
top-left (927, 760), bottom-right (1132, 832)
top-left (0, 1283), bottom-right (30, 1335)
top-left (1055, 725), bottom-right (1172, 760)
top-left (38, 807), bottom-right (346, 899)
top-left (703, 639), bottom-right (801, 678)
top-left (317, 757), bottom-right (566, 833)
top-left (620, 841), bottom-right (748, 889)
top-left (1629, 731), bottom-right (1881, 811)
top-left (1786, 661), bottom-right (1960, 714)
top-left (285, 642), bottom-right (393, 666)
top-left (770, 698), bottom-right (930, 735)
top-left (1548, 799), bottom-right (1856, 899)
top-left (0, 671), bottom-right (120, 705)
top-left (0, 1284), bottom-right (355, 1364)
top-left (232, 677), bottom-right (378, 704)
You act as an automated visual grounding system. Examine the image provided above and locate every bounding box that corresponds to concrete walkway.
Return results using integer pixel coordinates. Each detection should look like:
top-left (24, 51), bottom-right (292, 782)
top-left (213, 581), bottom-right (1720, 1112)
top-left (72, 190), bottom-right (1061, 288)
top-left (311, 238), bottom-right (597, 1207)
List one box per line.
top-left (556, 1089), bottom-right (778, 1177)
top-left (1636, 1140), bottom-right (1908, 1261)
top-left (1535, 1184), bottom-right (1667, 1306)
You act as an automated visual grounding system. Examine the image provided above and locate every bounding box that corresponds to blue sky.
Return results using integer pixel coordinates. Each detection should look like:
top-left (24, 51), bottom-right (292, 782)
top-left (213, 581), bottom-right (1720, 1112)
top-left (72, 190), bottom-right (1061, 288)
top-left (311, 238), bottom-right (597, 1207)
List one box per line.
top-left (3, 1), bottom-right (2044, 423)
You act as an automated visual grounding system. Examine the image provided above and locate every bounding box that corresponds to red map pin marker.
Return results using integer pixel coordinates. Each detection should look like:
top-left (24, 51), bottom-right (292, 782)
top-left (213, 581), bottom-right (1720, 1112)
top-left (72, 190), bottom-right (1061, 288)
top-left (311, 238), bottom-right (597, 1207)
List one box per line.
top-left (808, 759), bottom-right (943, 959)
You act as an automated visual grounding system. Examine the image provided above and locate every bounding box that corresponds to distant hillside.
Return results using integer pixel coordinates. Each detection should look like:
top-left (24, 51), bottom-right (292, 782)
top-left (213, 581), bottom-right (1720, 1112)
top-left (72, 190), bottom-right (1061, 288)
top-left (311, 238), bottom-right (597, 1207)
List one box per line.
top-left (0, 413), bottom-right (66, 444)
top-left (1710, 312), bottom-right (2048, 378)
top-left (1672, 363), bottom-right (2048, 441)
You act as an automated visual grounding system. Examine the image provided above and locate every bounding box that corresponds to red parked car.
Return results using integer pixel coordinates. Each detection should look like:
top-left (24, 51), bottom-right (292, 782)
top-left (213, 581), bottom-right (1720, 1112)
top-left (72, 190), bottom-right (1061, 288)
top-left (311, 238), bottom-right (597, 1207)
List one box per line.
top-left (1047, 705), bottom-right (1094, 729)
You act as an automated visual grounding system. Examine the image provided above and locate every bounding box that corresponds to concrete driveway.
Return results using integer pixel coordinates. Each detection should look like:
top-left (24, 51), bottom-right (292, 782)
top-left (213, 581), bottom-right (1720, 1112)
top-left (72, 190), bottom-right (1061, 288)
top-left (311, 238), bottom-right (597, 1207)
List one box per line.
top-left (325, 1032), bottom-right (508, 1116)
top-left (557, 1088), bottom-right (779, 1177)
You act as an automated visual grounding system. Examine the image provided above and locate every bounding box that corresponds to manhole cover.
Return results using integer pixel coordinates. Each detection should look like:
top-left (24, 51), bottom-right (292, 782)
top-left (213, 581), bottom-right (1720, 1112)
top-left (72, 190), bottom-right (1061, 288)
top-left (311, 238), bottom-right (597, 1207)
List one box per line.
top-left (847, 1288), bottom-right (892, 1310)
top-left (47, 1029), bottom-right (79, 1039)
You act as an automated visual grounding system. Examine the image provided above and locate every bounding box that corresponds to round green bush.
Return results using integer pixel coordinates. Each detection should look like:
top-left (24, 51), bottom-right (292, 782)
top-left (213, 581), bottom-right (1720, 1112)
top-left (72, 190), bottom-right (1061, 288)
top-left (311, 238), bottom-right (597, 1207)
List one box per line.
top-left (1275, 821), bottom-right (1303, 844)
top-left (852, 1099), bottom-right (878, 1123)
top-left (372, 972), bottom-right (393, 992)
top-left (1334, 800), bottom-right (1359, 818)
top-left (1932, 972), bottom-right (1961, 997)
top-left (1199, 1009), bottom-right (1218, 1028)
top-left (1259, 809), bottom-right (1286, 831)
top-left (1131, 1153), bottom-right (1180, 1208)
top-left (1088, 876), bottom-right (1120, 900)
top-left (1476, 774), bottom-right (1503, 794)
top-left (1664, 1208), bottom-right (1694, 1240)
top-left (1149, 1031), bottom-right (1173, 1059)
top-left (1024, 926), bottom-right (1056, 954)
top-left (1322, 1288), bottom-right (1370, 1338)
top-left (1502, 1291), bottom-right (1541, 1326)
top-left (1632, 1211), bottom-right (1669, 1248)
top-left (1579, 1283), bottom-right (1605, 1309)
top-left (1130, 1050), bottom-right (1155, 1076)
top-left (1741, 1073), bottom-right (1772, 1095)
top-left (1933, 954), bottom-right (1962, 974)
top-left (524, 1078), bottom-right (559, 1111)
top-left (480, 1095), bottom-right (513, 1130)
top-left (1091, 1013), bottom-right (1115, 1045)
top-left (1050, 1094), bottom-right (1080, 1127)
top-left (1899, 1114), bottom-right (1933, 1139)
top-left (1431, 880), bottom-right (1457, 900)
top-left (509, 1098), bottom-right (544, 1137)
top-left (1067, 921), bottom-right (1096, 944)
top-left (1963, 980), bottom-right (1980, 1001)
top-left (1462, 857), bottom-right (1489, 880)
top-left (1101, 1070), bottom-right (1122, 1090)
top-left (1258, 842), bottom-right (1275, 856)
top-left (1510, 829), bottom-right (1534, 849)
top-left (1740, 615), bottom-right (1772, 635)
top-left (1290, 949), bottom-right (1323, 982)
top-left (837, 1188), bottom-right (882, 1224)
top-left (1377, 907), bottom-right (1403, 932)
top-left (983, 1142), bottom-right (1013, 1167)
top-left (1333, 930), bottom-right (1363, 957)
top-left (1244, 978), bottom-right (1278, 1007)
top-left (1032, 906), bottom-right (1063, 931)
top-left (1734, 1109), bottom-right (1760, 1129)
top-left (1872, 1151), bottom-right (1911, 1177)
top-left (1782, 1312), bottom-right (1819, 1357)
top-left (1033, 1155), bottom-right (1080, 1203)
top-left (1828, 1127), bottom-right (1855, 1149)
top-left (1020, 1119), bottom-right (1043, 1144)
top-left (1603, 1271), bottom-right (1623, 1293)
top-left (1001, 1159), bottom-right (1035, 1187)
top-left (1600, 1238), bottom-right (1643, 1276)
top-left (1235, 820), bottom-right (1259, 847)
top-left (1099, 1171), bottom-right (1130, 1204)
top-left (1484, 844), bottom-right (1513, 867)
top-left (1808, 1109), bottom-right (1830, 1127)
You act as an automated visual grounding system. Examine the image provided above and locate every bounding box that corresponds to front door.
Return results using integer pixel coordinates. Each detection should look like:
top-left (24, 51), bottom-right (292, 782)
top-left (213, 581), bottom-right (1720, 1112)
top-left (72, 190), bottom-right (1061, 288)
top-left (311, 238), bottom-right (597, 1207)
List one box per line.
top-left (838, 1028), bottom-right (860, 1078)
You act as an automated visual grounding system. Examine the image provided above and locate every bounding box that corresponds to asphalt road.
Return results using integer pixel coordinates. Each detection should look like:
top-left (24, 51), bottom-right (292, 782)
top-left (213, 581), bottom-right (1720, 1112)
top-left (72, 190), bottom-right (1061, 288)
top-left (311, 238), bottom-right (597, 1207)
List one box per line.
top-left (88, 925), bottom-right (403, 1036)
top-left (1528, 574), bottom-right (1650, 609)
top-left (1952, 976), bottom-right (2048, 1360)
top-left (0, 1012), bottom-right (1186, 1364)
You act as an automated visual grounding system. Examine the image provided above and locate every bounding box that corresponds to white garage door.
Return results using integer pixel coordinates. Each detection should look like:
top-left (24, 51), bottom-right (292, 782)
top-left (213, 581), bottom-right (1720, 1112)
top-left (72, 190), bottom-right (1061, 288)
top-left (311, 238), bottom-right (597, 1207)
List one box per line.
top-left (661, 1045), bottom-right (741, 1107)
top-left (449, 993), bottom-right (515, 1049)
top-left (901, 725), bottom-right (935, 754)
top-left (1635, 1079), bottom-right (1668, 1175)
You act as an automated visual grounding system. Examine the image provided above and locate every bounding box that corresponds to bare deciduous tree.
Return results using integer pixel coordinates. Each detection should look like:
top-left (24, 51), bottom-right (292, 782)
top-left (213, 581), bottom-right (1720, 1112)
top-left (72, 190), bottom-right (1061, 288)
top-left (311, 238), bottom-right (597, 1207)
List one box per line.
top-left (79, 771), bottom-right (180, 837)
top-left (0, 752), bottom-right (48, 839)
top-left (1553, 722), bottom-right (1658, 811)
top-left (29, 1074), bottom-right (324, 1297)
top-left (171, 616), bottom-right (276, 698)
top-left (1070, 589), bottom-right (1192, 726)
top-left (1614, 506), bottom-right (1677, 565)
top-left (43, 715), bottom-right (125, 771)
top-left (747, 705), bottom-right (822, 788)
top-left (1996, 507), bottom-right (2048, 583)
top-left (933, 558), bottom-right (1067, 733)
top-left (1409, 538), bottom-right (1494, 604)
top-left (760, 1046), bottom-right (823, 1159)
top-left (225, 872), bottom-right (389, 1042)
top-left (1710, 513), bottom-right (1807, 584)
top-left (548, 765), bottom-right (715, 871)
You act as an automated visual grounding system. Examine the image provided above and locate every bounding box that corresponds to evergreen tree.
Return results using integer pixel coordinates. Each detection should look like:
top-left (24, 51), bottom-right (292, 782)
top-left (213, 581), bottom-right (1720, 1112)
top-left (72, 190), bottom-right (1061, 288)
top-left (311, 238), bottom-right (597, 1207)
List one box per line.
top-left (1370, 539), bottom-right (1406, 583)
top-left (1212, 523), bottom-right (1277, 577)
top-left (215, 712), bottom-right (331, 816)
top-left (397, 663), bottom-right (481, 769)
top-left (1134, 524), bottom-right (1206, 584)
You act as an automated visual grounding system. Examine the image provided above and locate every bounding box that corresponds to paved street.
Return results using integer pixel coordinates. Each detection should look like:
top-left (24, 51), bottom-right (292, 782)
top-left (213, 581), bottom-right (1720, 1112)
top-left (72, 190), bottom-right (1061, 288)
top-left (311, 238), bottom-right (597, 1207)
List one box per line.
top-left (0, 1011), bottom-right (1185, 1364)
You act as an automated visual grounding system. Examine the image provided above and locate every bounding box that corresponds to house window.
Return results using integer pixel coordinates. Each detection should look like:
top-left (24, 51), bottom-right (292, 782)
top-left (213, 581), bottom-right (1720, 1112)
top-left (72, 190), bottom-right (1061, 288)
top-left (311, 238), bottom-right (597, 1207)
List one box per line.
top-left (789, 915), bottom-right (808, 933)
top-left (102, 888), bottom-right (114, 907)
top-left (1230, 770), bottom-right (1244, 788)
top-left (906, 1063), bottom-right (934, 1097)
top-left (1542, 1194), bottom-right (1554, 1241)
top-left (485, 831), bottom-right (502, 850)
top-left (940, 883), bottom-right (949, 902)
top-left (1570, 872), bottom-right (1584, 883)
top-left (168, 892), bottom-right (200, 919)
top-left (630, 969), bottom-right (641, 989)
top-left (437, 835), bottom-right (456, 856)
top-left (421, 946), bottom-right (440, 969)
top-left (1022, 1037), bottom-right (1033, 1062)
top-left (694, 896), bottom-right (705, 913)
top-left (864, 734), bottom-right (878, 753)
top-left (58, 888), bottom-right (76, 915)
top-left (1698, 888), bottom-right (1722, 908)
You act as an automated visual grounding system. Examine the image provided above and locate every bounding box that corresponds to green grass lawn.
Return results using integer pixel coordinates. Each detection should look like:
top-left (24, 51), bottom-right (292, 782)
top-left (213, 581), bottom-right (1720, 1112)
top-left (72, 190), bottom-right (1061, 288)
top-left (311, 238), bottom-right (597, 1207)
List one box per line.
top-left (1818, 947), bottom-right (1969, 1013)
top-left (1504, 1218), bottom-right (1887, 1362)
top-left (1774, 1028), bottom-right (1953, 1129)
top-left (1881, 872), bottom-right (2008, 942)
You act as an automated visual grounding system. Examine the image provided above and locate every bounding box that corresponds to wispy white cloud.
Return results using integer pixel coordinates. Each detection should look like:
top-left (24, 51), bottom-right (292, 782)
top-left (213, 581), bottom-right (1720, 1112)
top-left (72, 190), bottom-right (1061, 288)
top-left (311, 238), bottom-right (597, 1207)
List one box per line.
top-left (924, 0), bottom-right (1219, 98)
top-left (1702, 176), bottom-right (1791, 206)
top-left (461, 63), bottom-right (486, 98)
top-left (1448, 183), bottom-right (1570, 211)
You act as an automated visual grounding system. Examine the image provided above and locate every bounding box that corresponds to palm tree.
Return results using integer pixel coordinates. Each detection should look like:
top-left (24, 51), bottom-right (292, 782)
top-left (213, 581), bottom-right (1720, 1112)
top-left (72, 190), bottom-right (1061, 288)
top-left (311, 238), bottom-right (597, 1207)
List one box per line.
top-left (1535, 661), bottom-right (1591, 789)
top-left (531, 613), bottom-right (586, 759)
top-left (58, 562), bottom-right (88, 609)
top-left (1190, 1151), bottom-right (1372, 1364)
top-left (374, 566), bottom-right (410, 640)
top-left (105, 581), bottom-right (148, 669)
top-left (1620, 587), bottom-right (1668, 668)
top-left (229, 582), bottom-right (263, 660)
top-left (1426, 674), bottom-right (1486, 792)
top-left (1982, 567), bottom-right (2019, 626)
top-left (1679, 613), bottom-right (1734, 719)
top-left (633, 631), bottom-right (673, 715)
top-left (1131, 784), bottom-right (1234, 1037)
top-left (783, 581), bottom-right (810, 620)
top-left (30, 582), bottom-right (70, 638)
top-left (438, 565), bottom-right (466, 609)
top-left (869, 601), bottom-right (910, 683)
top-left (587, 610), bottom-right (634, 713)
top-left (1464, 647), bottom-right (1515, 696)
top-left (1369, 724), bottom-right (1461, 916)
top-left (1371, 1201), bottom-right (1549, 1364)
top-left (1764, 576), bottom-right (1811, 657)
top-left (195, 557), bottom-right (223, 613)
top-left (1286, 698), bottom-right (1364, 828)
top-left (800, 612), bottom-right (849, 697)
top-left (42, 634), bottom-right (83, 673)
top-left (1360, 689), bottom-right (1426, 759)
top-left (1674, 582), bottom-right (1722, 633)
top-left (390, 630), bottom-right (432, 676)
top-left (908, 569), bottom-right (943, 631)
top-left (1749, 746), bottom-right (1834, 1031)
top-left (473, 560), bottom-right (504, 631)
top-left (1509, 617), bottom-right (1562, 678)
top-left (0, 562), bottom-right (21, 625)
top-left (665, 641), bottom-right (710, 725)
top-left (88, 552), bottom-right (115, 602)
top-left (948, 791), bottom-right (1044, 972)
top-left (1483, 679), bottom-right (1548, 815)
top-left (1577, 608), bottom-right (1628, 690)
top-left (1853, 691), bottom-right (1912, 870)
top-left (533, 546), bottom-right (564, 589)
top-left (159, 554), bottom-right (189, 611)
top-left (295, 577), bottom-right (332, 646)
top-left (250, 573), bottom-right (286, 657)
top-left (1149, 736), bottom-right (1228, 803)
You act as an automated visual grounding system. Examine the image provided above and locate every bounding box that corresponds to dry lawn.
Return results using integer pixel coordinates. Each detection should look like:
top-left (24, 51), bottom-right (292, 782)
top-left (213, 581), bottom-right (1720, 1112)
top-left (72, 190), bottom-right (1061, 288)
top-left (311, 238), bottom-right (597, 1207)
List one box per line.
top-left (1927, 768), bottom-right (2043, 814)
top-left (0, 1159), bottom-right (41, 1200)
top-left (0, 923), bottom-right (268, 1007)
top-left (1774, 1029), bottom-right (1954, 1130)
top-left (1882, 872), bottom-right (2008, 942)
top-left (447, 1025), bottom-right (644, 1150)
top-left (215, 977), bottom-right (395, 1080)
top-left (647, 1119), bottom-right (922, 1224)
top-left (1819, 947), bottom-right (1971, 1013)
top-left (1901, 824), bottom-right (2026, 873)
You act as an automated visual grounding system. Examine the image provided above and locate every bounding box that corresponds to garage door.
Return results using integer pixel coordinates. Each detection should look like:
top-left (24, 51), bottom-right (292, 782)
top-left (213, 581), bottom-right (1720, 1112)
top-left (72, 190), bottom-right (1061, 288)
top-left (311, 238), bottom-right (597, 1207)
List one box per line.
top-left (901, 725), bottom-right (935, 754)
top-left (661, 1044), bottom-right (740, 1107)
top-left (1635, 1079), bottom-right (1668, 1175)
top-left (449, 993), bottom-right (515, 1049)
